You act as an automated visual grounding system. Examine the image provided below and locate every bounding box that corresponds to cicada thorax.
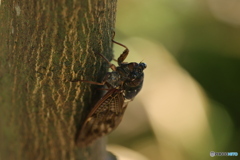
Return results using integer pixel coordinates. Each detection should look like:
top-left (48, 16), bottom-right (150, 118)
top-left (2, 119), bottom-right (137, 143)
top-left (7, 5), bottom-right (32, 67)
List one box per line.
top-left (104, 72), bottom-right (122, 88)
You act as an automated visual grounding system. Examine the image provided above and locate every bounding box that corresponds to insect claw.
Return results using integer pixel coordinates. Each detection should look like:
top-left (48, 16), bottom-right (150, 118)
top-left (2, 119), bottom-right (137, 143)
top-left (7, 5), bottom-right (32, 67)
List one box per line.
top-left (112, 30), bottom-right (116, 39)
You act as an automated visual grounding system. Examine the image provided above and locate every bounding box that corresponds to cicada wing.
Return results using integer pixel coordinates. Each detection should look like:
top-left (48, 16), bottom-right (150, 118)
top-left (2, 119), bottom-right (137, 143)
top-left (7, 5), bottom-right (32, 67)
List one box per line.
top-left (76, 89), bottom-right (128, 147)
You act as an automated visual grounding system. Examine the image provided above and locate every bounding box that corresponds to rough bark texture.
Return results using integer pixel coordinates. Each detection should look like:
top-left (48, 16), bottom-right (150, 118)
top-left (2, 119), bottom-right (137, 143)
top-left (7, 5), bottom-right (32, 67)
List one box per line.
top-left (0, 0), bottom-right (117, 159)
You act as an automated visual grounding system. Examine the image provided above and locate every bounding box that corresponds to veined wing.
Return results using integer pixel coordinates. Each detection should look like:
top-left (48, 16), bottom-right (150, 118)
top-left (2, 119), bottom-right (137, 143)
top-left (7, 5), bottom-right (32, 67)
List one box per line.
top-left (76, 89), bottom-right (128, 147)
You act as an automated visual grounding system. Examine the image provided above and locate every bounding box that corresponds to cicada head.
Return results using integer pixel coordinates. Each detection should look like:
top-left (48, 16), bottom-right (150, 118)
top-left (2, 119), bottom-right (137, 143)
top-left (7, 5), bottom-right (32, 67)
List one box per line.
top-left (129, 62), bottom-right (146, 81)
top-left (122, 62), bottom-right (147, 100)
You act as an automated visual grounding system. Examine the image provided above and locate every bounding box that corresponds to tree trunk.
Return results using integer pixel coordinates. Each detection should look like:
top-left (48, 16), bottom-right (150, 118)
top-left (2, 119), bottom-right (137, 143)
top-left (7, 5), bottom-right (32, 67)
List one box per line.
top-left (0, 0), bottom-right (117, 159)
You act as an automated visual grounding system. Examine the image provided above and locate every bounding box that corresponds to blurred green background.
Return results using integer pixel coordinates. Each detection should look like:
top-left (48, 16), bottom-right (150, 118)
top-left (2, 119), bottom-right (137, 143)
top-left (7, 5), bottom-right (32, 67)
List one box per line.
top-left (107, 0), bottom-right (240, 160)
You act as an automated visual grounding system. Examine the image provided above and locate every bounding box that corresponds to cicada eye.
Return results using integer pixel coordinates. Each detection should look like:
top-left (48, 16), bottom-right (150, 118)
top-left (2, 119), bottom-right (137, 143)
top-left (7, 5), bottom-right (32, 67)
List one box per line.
top-left (139, 63), bottom-right (147, 70)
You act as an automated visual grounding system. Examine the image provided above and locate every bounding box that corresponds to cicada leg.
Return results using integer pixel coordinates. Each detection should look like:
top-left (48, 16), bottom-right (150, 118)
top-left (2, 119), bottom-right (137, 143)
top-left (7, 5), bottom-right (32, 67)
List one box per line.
top-left (71, 72), bottom-right (111, 87)
top-left (94, 52), bottom-right (116, 71)
top-left (78, 80), bottom-right (106, 86)
top-left (111, 32), bottom-right (129, 65)
top-left (91, 31), bottom-right (129, 71)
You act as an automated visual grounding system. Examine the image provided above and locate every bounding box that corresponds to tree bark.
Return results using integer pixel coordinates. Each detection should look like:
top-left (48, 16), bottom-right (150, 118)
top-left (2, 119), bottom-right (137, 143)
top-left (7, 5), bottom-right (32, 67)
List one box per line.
top-left (0, 0), bottom-right (117, 159)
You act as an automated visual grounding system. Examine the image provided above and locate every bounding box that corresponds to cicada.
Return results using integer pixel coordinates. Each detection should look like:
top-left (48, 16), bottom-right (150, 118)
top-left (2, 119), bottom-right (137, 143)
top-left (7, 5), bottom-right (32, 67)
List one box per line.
top-left (75, 33), bottom-right (147, 147)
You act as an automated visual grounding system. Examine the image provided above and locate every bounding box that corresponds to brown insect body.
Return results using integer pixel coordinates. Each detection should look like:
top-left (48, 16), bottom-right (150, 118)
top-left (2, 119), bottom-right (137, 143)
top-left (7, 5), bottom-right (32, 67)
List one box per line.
top-left (76, 34), bottom-right (146, 147)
